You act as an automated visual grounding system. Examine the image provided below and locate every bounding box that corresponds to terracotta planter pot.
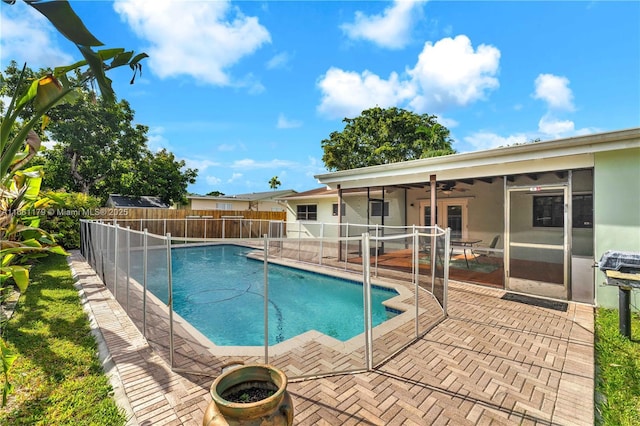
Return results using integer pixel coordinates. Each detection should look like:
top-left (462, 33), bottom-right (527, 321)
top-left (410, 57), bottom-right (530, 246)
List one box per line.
top-left (203, 364), bottom-right (294, 426)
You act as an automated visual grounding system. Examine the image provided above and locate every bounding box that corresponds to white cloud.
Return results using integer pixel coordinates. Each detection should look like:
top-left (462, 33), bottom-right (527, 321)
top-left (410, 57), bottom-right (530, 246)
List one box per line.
top-left (184, 158), bottom-right (219, 173)
top-left (205, 176), bottom-right (222, 185)
top-left (340, 0), bottom-right (423, 49)
top-left (317, 35), bottom-right (500, 119)
top-left (277, 113), bottom-right (302, 129)
top-left (0, 2), bottom-right (74, 69)
top-left (435, 114), bottom-right (459, 129)
top-left (147, 126), bottom-right (171, 151)
top-left (317, 68), bottom-right (413, 119)
top-left (232, 159), bottom-right (297, 169)
top-left (228, 173), bottom-right (243, 183)
top-left (533, 74), bottom-right (574, 111)
top-left (266, 52), bottom-right (291, 70)
top-left (114, 0), bottom-right (271, 87)
top-left (408, 35), bottom-right (501, 111)
top-left (537, 114), bottom-right (575, 137)
top-left (218, 143), bottom-right (236, 152)
top-left (463, 132), bottom-right (528, 151)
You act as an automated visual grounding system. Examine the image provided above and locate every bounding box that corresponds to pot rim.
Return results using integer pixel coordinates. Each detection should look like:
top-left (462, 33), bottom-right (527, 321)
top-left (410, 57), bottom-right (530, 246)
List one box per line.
top-left (210, 364), bottom-right (288, 411)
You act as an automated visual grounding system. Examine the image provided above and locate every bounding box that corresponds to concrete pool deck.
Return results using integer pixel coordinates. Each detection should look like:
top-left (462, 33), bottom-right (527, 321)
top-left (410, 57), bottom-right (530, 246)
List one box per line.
top-left (70, 251), bottom-right (595, 425)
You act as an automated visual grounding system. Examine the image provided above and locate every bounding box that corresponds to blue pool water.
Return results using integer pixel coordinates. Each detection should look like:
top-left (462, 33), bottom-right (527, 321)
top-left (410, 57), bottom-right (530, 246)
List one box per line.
top-left (131, 245), bottom-right (399, 346)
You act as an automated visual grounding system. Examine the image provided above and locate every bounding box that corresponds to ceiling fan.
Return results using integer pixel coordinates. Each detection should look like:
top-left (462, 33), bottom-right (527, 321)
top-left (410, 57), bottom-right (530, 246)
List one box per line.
top-left (426, 181), bottom-right (468, 194)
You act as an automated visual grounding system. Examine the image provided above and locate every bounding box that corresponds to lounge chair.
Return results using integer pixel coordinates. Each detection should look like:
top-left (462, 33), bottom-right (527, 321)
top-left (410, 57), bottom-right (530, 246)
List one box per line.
top-left (473, 235), bottom-right (500, 260)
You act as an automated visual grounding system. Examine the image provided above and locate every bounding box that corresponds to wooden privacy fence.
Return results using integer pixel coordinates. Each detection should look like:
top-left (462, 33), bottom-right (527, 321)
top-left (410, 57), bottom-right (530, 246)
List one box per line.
top-left (92, 208), bottom-right (286, 239)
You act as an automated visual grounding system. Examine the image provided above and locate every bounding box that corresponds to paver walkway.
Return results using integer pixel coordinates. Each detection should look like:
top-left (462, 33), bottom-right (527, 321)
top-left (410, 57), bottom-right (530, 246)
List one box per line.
top-left (70, 252), bottom-right (594, 425)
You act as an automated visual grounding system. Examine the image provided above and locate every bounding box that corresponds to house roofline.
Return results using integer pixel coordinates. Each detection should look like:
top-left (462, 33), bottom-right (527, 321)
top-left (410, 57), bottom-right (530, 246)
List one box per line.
top-left (315, 127), bottom-right (640, 187)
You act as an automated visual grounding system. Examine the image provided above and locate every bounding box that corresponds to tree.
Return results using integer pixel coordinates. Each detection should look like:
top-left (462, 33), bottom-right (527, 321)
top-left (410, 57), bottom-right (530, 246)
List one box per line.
top-left (206, 190), bottom-right (225, 196)
top-left (321, 106), bottom-right (455, 171)
top-left (41, 91), bottom-right (149, 195)
top-left (139, 149), bottom-right (197, 205)
top-left (269, 176), bottom-right (281, 190)
top-left (1, 64), bottom-right (198, 206)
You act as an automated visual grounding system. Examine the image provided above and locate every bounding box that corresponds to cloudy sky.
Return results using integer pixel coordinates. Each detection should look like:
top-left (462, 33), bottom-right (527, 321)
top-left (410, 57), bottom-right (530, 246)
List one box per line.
top-left (1, 0), bottom-right (638, 195)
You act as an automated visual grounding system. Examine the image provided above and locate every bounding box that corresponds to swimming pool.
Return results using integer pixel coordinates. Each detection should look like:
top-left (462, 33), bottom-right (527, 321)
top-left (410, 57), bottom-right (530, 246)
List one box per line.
top-left (131, 245), bottom-right (400, 346)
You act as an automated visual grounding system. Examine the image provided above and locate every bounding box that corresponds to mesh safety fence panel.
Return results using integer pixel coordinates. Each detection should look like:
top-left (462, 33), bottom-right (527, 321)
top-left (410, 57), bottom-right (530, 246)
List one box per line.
top-left (79, 221), bottom-right (448, 378)
top-left (124, 229), bottom-right (145, 338)
top-left (103, 224), bottom-right (115, 294)
top-left (369, 229), bottom-right (449, 368)
top-left (133, 232), bottom-right (173, 367)
top-left (265, 243), bottom-right (367, 378)
top-left (114, 226), bottom-right (130, 308)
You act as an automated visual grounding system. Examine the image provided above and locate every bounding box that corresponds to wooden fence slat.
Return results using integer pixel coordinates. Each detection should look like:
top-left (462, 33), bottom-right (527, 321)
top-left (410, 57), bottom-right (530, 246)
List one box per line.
top-left (92, 208), bottom-right (286, 238)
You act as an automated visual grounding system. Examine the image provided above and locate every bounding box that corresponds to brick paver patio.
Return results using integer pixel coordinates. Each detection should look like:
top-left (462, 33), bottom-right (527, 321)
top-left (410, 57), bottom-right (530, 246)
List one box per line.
top-left (70, 252), bottom-right (594, 425)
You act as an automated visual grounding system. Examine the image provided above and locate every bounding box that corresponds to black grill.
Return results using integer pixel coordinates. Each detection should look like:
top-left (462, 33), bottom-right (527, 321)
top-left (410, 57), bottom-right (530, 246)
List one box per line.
top-left (598, 250), bottom-right (640, 276)
top-left (598, 250), bottom-right (640, 338)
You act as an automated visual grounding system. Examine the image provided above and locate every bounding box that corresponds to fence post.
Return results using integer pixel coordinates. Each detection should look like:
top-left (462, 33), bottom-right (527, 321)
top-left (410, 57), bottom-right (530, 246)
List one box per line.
top-left (431, 227), bottom-right (437, 294)
top-left (143, 229), bottom-right (148, 338)
top-left (263, 234), bottom-right (269, 363)
top-left (362, 233), bottom-right (372, 370)
top-left (126, 226), bottom-right (131, 313)
top-left (444, 228), bottom-right (450, 316)
top-left (167, 233), bottom-right (174, 369)
top-left (413, 228), bottom-right (419, 338)
top-left (114, 224), bottom-right (119, 299)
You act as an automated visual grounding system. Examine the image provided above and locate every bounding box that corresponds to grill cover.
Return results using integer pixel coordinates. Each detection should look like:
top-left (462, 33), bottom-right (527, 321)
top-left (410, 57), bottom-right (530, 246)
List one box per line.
top-left (598, 250), bottom-right (640, 273)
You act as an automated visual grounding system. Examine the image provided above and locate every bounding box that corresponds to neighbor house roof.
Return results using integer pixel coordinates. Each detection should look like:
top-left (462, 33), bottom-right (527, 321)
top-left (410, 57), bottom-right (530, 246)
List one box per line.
top-left (278, 187), bottom-right (337, 200)
top-left (106, 194), bottom-right (170, 208)
top-left (187, 189), bottom-right (297, 202)
top-left (315, 128), bottom-right (640, 189)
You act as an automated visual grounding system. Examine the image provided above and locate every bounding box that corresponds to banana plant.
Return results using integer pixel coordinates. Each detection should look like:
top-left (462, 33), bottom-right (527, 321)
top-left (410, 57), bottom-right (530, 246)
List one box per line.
top-left (1, 0), bottom-right (147, 406)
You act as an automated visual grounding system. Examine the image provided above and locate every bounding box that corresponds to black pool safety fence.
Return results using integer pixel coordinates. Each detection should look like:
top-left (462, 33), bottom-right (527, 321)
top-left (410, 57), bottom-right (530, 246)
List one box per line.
top-left (80, 219), bottom-right (450, 380)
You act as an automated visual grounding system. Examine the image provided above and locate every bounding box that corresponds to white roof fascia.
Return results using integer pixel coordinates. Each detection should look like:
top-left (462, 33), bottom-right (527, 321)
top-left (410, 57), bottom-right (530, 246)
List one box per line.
top-left (315, 128), bottom-right (640, 189)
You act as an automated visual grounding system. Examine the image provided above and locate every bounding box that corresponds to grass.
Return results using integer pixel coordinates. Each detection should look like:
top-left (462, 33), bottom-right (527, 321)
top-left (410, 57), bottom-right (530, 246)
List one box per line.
top-left (595, 307), bottom-right (640, 425)
top-left (0, 254), bottom-right (127, 426)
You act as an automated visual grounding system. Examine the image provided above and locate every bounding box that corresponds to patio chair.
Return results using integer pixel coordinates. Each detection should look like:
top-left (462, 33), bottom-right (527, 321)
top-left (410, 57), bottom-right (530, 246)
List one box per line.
top-left (473, 235), bottom-right (500, 259)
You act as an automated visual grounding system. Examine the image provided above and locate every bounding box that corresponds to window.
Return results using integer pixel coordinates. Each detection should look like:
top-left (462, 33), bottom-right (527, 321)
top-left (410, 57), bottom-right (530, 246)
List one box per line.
top-left (533, 194), bottom-right (593, 228)
top-left (297, 204), bottom-right (317, 221)
top-left (573, 194), bottom-right (593, 228)
top-left (371, 201), bottom-right (389, 217)
top-left (216, 202), bottom-right (233, 210)
top-left (332, 203), bottom-right (346, 216)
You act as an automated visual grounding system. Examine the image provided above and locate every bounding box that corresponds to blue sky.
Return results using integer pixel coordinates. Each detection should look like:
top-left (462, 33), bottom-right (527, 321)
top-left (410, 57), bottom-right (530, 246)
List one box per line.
top-left (2, 1), bottom-right (639, 196)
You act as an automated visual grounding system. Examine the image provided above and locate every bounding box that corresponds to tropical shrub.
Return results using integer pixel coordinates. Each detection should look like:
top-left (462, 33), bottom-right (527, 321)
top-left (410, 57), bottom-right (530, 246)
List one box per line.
top-left (0, 0), bottom-right (146, 406)
top-left (38, 192), bottom-right (101, 250)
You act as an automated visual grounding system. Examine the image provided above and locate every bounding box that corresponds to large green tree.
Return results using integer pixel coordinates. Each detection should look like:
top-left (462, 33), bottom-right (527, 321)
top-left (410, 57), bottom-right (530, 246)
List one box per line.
top-left (0, 63), bottom-right (198, 205)
top-left (137, 149), bottom-right (197, 205)
top-left (321, 106), bottom-right (455, 171)
top-left (42, 91), bottom-right (149, 195)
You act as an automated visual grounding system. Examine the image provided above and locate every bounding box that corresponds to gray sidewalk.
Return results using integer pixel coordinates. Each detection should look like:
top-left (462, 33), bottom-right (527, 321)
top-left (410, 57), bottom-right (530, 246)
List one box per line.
top-left (70, 252), bottom-right (594, 425)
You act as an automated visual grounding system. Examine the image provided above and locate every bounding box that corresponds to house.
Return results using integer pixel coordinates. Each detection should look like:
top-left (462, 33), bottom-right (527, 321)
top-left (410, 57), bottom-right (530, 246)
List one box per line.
top-left (309, 128), bottom-right (640, 309)
top-left (185, 189), bottom-right (296, 212)
top-left (106, 194), bottom-right (170, 209)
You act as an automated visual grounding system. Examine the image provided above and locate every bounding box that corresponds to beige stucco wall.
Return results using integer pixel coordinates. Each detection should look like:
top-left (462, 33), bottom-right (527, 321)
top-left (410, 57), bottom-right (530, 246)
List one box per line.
top-left (594, 148), bottom-right (640, 309)
top-left (189, 198), bottom-right (285, 211)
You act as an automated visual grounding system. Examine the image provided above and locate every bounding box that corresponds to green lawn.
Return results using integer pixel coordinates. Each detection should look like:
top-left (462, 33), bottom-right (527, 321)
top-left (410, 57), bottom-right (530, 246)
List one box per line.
top-left (595, 307), bottom-right (640, 425)
top-left (0, 254), bottom-right (126, 426)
